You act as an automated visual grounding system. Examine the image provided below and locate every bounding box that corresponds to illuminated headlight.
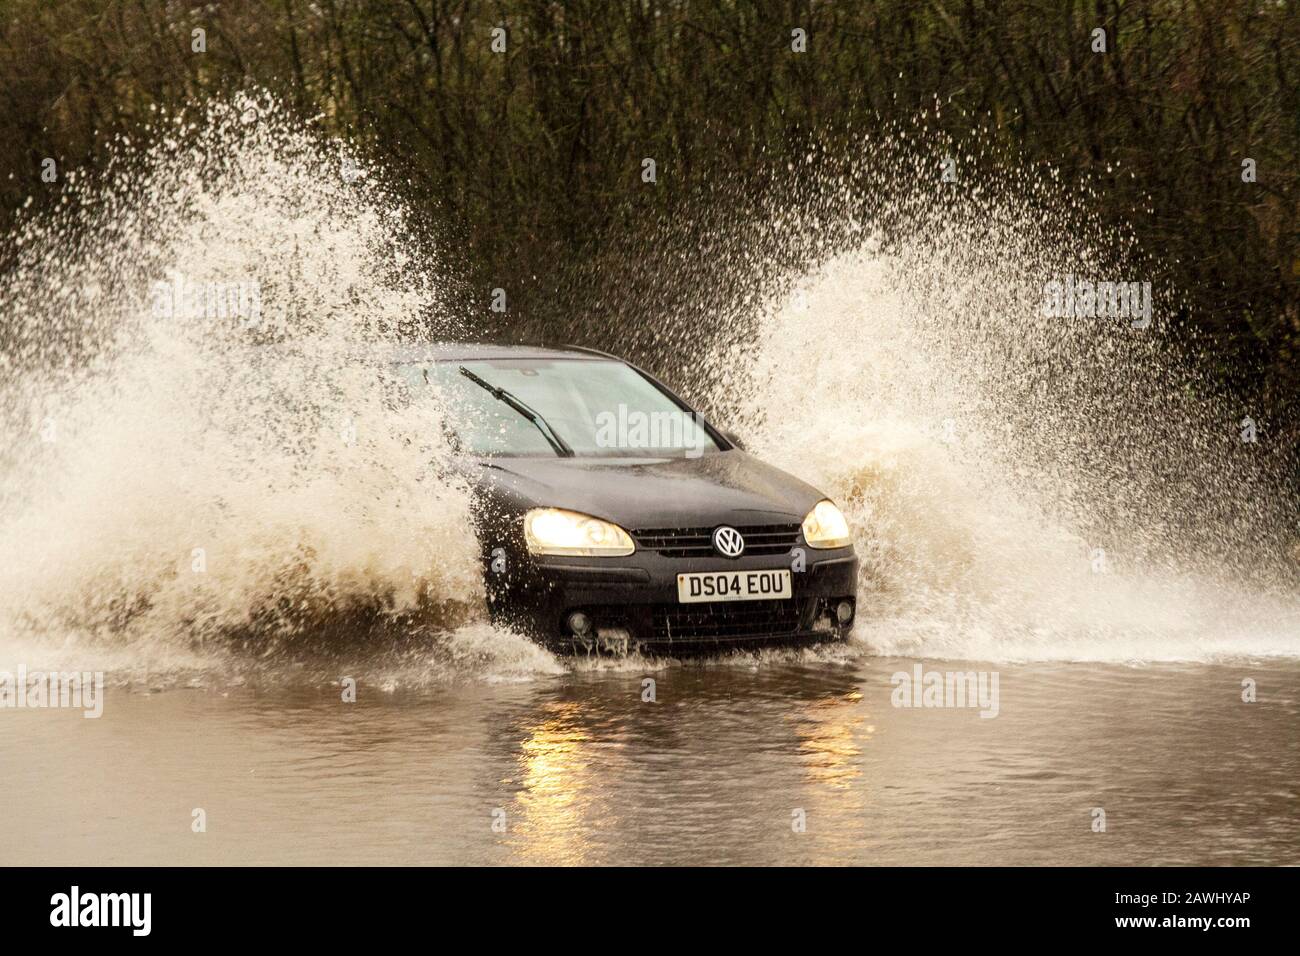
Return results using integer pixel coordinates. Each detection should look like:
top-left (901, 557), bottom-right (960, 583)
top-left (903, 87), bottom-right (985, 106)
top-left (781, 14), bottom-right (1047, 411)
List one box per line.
top-left (524, 508), bottom-right (635, 557)
top-left (801, 499), bottom-right (851, 549)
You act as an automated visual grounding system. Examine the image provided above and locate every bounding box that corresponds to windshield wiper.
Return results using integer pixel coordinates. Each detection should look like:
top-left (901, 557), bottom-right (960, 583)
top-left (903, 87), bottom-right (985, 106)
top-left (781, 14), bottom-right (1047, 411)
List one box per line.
top-left (457, 366), bottom-right (574, 457)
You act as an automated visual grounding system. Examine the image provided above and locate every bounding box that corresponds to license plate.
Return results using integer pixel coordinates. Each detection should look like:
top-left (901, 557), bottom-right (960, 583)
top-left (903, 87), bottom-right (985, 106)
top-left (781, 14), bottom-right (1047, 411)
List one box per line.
top-left (676, 569), bottom-right (792, 603)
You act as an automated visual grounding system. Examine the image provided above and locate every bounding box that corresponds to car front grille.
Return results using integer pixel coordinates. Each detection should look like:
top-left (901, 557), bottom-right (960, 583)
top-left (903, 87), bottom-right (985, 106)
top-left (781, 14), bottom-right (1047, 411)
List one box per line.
top-left (631, 523), bottom-right (801, 558)
top-left (650, 599), bottom-right (803, 642)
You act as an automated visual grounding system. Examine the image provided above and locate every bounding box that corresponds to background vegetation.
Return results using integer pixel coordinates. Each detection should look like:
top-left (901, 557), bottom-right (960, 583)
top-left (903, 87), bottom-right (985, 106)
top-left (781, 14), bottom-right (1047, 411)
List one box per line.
top-left (1, 0), bottom-right (1296, 453)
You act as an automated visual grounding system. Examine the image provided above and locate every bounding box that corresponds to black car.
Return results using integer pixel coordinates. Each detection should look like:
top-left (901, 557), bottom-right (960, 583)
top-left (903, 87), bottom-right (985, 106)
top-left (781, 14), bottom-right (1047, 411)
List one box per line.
top-left (394, 343), bottom-right (859, 654)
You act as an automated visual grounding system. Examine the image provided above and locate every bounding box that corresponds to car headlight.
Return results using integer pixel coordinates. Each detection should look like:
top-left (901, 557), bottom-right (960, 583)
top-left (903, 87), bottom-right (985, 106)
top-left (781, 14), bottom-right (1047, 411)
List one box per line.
top-left (802, 499), bottom-right (851, 549)
top-left (524, 508), bottom-right (636, 557)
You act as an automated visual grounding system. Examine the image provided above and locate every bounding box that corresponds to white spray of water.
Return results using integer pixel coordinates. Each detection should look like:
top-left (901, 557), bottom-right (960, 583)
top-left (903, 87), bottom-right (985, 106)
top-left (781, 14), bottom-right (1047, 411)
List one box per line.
top-left (732, 238), bottom-right (1300, 662)
top-left (0, 95), bottom-right (555, 680)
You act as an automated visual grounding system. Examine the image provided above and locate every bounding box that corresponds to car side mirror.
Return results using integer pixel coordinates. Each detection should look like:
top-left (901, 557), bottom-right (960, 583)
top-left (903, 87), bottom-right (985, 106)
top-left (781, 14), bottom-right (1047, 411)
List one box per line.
top-left (721, 430), bottom-right (746, 451)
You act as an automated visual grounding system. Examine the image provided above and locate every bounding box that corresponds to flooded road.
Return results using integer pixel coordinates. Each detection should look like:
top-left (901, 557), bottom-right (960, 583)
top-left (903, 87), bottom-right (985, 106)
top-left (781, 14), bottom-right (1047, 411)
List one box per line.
top-left (4, 651), bottom-right (1296, 866)
top-left (2, 98), bottom-right (1299, 868)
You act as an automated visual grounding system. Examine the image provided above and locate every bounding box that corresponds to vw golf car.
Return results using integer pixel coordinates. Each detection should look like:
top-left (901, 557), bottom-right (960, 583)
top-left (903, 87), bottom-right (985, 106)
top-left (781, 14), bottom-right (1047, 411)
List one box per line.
top-left (394, 344), bottom-right (858, 654)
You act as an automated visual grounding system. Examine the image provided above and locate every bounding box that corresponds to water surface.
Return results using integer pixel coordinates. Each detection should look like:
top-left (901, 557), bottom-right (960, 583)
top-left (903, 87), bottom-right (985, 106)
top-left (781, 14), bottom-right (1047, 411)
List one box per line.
top-left (4, 652), bottom-right (1295, 865)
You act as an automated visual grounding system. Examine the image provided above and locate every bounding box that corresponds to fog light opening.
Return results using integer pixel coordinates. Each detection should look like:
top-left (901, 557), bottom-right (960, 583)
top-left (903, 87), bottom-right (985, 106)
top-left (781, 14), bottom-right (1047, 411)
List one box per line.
top-left (567, 611), bottom-right (592, 637)
top-left (836, 600), bottom-right (854, 625)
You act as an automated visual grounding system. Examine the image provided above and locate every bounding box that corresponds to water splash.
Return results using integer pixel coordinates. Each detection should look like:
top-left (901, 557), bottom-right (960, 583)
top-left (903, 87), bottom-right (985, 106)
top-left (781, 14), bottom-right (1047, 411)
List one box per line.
top-left (0, 94), bottom-right (490, 678)
top-left (730, 228), bottom-right (1300, 662)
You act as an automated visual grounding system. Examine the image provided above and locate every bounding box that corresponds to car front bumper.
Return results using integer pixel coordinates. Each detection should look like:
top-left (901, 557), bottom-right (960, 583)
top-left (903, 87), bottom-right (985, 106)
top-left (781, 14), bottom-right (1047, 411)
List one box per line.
top-left (487, 546), bottom-right (859, 654)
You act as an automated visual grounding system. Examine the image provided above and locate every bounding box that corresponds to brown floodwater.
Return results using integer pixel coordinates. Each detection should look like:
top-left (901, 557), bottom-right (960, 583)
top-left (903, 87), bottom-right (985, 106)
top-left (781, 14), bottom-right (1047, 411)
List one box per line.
top-left (3, 647), bottom-right (1296, 866)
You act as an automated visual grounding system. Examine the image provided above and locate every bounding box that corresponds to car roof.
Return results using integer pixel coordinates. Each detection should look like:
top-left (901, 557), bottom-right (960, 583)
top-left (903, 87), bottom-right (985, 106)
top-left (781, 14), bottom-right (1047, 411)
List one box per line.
top-left (388, 342), bottom-right (615, 363)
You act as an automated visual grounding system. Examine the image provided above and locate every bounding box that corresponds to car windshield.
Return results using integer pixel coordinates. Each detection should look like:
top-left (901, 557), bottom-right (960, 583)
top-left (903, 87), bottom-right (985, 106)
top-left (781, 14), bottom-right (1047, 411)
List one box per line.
top-left (395, 357), bottom-right (721, 458)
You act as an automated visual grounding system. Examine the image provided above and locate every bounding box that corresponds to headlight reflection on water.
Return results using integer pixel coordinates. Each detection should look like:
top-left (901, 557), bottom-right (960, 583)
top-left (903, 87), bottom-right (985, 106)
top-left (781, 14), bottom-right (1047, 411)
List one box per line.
top-left (509, 702), bottom-right (605, 865)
